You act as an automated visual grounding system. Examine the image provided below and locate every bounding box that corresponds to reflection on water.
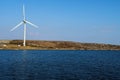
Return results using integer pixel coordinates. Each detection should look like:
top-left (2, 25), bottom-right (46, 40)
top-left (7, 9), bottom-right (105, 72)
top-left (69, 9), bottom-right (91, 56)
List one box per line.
top-left (0, 50), bottom-right (120, 80)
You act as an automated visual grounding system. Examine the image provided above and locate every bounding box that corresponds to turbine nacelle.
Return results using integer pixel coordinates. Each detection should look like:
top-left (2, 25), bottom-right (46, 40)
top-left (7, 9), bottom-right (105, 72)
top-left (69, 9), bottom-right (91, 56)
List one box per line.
top-left (23, 20), bottom-right (26, 23)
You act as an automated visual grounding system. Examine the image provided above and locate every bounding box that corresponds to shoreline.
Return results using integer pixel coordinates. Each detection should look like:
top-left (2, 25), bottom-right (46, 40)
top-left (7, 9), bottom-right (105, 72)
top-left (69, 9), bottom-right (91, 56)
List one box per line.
top-left (0, 40), bottom-right (120, 50)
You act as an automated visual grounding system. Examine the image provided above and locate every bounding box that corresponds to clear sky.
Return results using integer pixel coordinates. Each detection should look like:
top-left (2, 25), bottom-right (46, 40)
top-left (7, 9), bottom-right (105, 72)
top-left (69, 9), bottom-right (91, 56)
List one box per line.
top-left (0, 0), bottom-right (120, 45)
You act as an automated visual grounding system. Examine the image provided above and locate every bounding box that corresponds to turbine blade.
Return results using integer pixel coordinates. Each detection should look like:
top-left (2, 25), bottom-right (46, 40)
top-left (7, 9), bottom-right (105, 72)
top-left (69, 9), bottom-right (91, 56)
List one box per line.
top-left (26, 21), bottom-right (39, 28)
top-left (10, 22), bottom-right (23, 31)
top-left (23, 4), bottom-right (25, 20)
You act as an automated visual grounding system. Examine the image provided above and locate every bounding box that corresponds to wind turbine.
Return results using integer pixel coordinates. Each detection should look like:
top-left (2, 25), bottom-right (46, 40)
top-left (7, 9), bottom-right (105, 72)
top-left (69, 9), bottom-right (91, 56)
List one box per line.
top-left (10, 5), bottom-right (39, 46)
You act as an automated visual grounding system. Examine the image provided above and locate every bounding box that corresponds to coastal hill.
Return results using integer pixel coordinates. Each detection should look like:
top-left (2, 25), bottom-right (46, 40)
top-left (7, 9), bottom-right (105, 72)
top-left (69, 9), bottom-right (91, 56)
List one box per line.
top-left (0, 40), bottom-right (120, 50)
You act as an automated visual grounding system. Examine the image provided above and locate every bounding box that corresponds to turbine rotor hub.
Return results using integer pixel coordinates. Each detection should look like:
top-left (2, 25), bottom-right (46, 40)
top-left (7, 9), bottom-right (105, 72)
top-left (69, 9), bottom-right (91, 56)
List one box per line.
top-left (23, 20), bottom-right (26, 23)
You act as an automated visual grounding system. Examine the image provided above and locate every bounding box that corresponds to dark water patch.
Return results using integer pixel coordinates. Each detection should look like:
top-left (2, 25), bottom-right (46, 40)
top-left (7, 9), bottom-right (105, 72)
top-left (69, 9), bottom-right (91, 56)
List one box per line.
top-left (0, 50), bottom-right (120, 80)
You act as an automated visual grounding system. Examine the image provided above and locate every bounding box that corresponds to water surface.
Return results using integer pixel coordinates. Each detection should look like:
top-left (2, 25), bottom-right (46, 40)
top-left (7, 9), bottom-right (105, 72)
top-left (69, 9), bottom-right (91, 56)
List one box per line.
top-left (0, 50), bottom-right (120, 80)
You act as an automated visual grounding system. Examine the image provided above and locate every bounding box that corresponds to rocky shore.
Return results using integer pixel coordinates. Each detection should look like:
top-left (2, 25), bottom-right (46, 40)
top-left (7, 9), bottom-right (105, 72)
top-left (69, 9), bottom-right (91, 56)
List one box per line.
top-left (0, 40), bottom-right (120, 50)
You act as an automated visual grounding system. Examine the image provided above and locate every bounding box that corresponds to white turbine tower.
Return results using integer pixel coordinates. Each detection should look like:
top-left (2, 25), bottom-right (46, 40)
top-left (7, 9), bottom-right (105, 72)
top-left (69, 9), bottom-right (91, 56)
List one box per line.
top-left (10, 5), bottom-right (39, 46)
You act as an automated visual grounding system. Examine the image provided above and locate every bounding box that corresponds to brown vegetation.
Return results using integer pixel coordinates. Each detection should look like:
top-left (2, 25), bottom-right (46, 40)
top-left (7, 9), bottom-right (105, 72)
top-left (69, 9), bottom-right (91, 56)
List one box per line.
top-left (1, 40), bottom-right (118, 50)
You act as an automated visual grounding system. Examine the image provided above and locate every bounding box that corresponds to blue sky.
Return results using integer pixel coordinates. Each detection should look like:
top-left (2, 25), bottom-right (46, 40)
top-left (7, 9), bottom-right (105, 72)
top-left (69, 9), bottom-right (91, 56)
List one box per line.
top-left (0, 0), bottom-right (120, 45)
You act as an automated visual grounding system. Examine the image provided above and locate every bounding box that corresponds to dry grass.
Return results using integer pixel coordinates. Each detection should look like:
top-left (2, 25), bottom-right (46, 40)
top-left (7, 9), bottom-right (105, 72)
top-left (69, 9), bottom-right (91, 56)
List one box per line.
top-left (0, 40), bottom-right (120, 50)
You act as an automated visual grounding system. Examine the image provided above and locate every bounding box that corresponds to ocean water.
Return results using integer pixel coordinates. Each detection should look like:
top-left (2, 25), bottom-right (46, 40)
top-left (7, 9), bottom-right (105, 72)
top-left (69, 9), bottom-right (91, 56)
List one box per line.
top-left (0, 50), bottom-right (120, 80)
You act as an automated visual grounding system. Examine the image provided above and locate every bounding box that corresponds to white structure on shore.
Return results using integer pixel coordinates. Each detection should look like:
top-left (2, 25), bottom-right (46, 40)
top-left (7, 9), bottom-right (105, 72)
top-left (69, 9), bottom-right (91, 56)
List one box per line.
top-left (10, 5), bottom-right (39, 46)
